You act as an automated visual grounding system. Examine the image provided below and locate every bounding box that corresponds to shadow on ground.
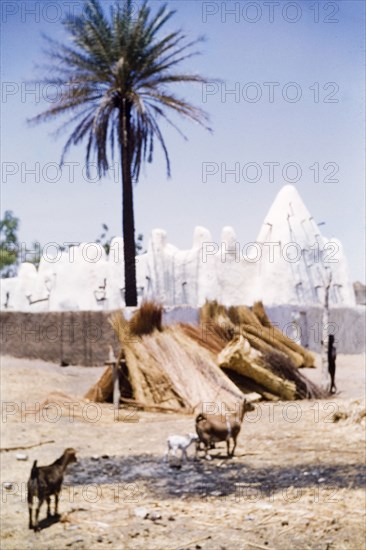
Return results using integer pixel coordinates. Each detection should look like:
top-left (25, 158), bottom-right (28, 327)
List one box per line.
top-left (65, 452), bottom-right (365, 501)
top-left (35, 514), bottom-right (61, 531)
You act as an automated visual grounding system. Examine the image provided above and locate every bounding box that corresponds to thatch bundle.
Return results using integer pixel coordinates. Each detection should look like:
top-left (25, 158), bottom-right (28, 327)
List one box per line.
top-left (179, 323), bottom-right (229, 355)
top-left (85, 300), bottom-right (321, 410)
top-left (262, 350), bottom-right (323, 399)
top-left (331, 399), bottom-right (366, 425)
top-left (84, 366), bottom-right (114, 403)
top-left (240, 324), bottom-right (304, 368)
top-left (227, 304), bottom-right (263, 328)
top-left (199, 300), bottom-right (322, 400)
top-left (200, 300), bottom-right (314, 369)
top-left (85, 303), bottom-right (244, 412)
top-left (252, 301), bottom-right (314, 368)
top-left (219, 336), bottom-right (296, 400)
top-left (218, 335), bottom-right (325, 400)
top-left (129, 301), bottom-right (163, 336)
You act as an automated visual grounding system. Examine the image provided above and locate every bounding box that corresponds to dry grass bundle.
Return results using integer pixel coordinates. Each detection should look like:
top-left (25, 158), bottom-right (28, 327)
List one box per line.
top-left (129, 300), bottom-right (163, 336)
top-left (200, 301), bottom-right (309, 368)
top-left (218, 336), bottom-right (324, 400)
top-left (200, 300), bottom-right (238, 335)
top-left (200, 300), bottom-right (229, 325)
top-left (89, 306), bottom-right (245, 412)
top-left (109, 310), bottom-right (131, 347)
top-left (239, 328), bottom-right (303, 372)
top-left (179, 323), bottom-right (230, 355)
top-left (221, 368), bottom-right (280, 401)
top-left (107, 308), bottom-right (190, 410)
top-left (227, 305), bottom-right (262, 328)
top-left (219, 336), bottom-right (297, 400)
top-left (87, 300), bottom-right (318, 410)
top-left (241, 324), bottom-right (304, 368)
top-left (263, 350), bottom-right (326, 399)
top-left (252, 301), bottom-right (314, 368)
top-left (84, 364), bottom-right (133, 405)
top-left (252, 301), bottom-right (273, 327)
top-left (121, 332), bottom-right (185, 409)
top-left (119, 327), bottom-right (244, 411)
top-left (200, 304), bottom-right (289, 362)
top-left (332, 399), bottom-right (366, 425)
top-left (84, 366), bottom-right (113, 402)
top-left (41, 391), bottom-right (93, 420)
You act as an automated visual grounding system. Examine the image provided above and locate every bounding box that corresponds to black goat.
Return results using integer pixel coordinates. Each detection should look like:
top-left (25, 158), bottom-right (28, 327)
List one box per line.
top-left (27, 448), bottom-right (77, 531)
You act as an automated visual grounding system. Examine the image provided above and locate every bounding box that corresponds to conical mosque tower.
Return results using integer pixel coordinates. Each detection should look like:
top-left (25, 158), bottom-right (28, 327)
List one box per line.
top-left (255, 185), bottom-right (355, 306)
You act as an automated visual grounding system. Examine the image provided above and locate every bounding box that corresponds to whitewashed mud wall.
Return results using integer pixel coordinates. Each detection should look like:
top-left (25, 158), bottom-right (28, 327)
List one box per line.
top-left (0, 185), bottom-right (357, 312)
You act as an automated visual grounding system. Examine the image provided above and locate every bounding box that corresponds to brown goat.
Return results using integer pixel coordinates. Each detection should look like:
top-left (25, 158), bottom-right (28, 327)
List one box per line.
top-left (27, 448), bottom-right (77, 531)
top-left (195, 400), bottom-right (254, 459)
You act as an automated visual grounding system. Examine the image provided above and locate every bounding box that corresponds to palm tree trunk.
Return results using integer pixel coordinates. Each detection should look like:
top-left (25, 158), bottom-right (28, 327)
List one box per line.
top-left (120, 99), bottom-right (137, 307)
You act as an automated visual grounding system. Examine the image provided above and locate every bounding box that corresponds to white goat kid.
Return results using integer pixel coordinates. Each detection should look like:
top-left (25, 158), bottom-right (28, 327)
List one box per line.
top-left (164, 433), bottom-right (199, 462)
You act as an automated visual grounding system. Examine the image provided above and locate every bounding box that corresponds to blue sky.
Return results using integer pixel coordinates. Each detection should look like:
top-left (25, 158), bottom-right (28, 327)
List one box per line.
top-left (1, 0), bottom-right (365, 282)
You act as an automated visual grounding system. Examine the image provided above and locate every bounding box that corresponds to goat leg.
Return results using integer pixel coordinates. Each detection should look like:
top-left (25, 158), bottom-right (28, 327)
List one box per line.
top-left (204, 443), bottom-right (212, 460)
top-left (226, 439), bottom-right (231, 457)
top-left (230, 437), bottom-right (237, 457)
top-left (46, 497), bottom-right (51, 517)
top-left (194, 440), bottom-right (200, 460)
top-left (34, 500), bottom-right (42, 532)
top-left (28, 502), bottom-right (33, 530)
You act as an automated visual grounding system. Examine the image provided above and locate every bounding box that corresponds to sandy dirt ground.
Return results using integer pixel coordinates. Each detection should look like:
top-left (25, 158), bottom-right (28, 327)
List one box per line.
top-left (1, 353), bottom-right (365, 550)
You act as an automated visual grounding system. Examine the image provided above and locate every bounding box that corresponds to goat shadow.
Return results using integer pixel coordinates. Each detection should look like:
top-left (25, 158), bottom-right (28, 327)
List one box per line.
top-left (34, 513), bottom-right (60, 532)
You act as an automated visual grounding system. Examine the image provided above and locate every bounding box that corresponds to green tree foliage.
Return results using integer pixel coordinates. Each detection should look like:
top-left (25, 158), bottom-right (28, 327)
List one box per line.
top-left (0, 211), bottom-right (19, 277)
top-left (96, 223), bottom-right (145, 255)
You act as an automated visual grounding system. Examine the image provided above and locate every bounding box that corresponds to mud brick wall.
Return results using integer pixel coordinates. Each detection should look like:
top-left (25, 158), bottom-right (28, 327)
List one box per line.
top-left (0, 311), bottom-right (120, 366)
top-left (266, 305), bottom-right (366, 354)
top-left (0, 306), bottom-right (200, 366)
top-left (0, 305), bottom-right (363, 366)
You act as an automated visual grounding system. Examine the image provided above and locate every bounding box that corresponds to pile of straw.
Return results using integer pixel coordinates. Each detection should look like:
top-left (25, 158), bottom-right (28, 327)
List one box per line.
top-left (86, 300), bottom-right (322, 409)
top-left (332, 399), bottom-right (366, 425)
top-left (252, 302), bottom-right (314, 368)
top-left (198, 300), bottom-right (315, 368)
top-left (86, 303), bottom-right (243, 412)
top-left (201, 301), bottom-right (322, 400)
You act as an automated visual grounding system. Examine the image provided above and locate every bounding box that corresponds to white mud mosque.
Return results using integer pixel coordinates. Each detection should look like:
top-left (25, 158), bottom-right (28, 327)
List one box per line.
top-left (0, 185), bottom-right (357, 312)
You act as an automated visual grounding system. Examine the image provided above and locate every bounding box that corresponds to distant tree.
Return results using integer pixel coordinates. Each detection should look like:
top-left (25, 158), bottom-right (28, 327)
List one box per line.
top-left (30, 0), bottom-right (211, 306)
top-left (96, 223), bottom-right (145, 255)
top-left (95, 223), bottom-right (112, 255)
top-left (26, 241), bottom-right (43, 270)
top-left (0, 211), bottom-right (19, 277)
top-left (135, 233), bottom-right (145, 255)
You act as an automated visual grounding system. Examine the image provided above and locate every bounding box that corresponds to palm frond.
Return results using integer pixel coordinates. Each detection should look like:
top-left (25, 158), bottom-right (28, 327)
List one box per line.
top-left (29, 0), bottom-right (214, 177)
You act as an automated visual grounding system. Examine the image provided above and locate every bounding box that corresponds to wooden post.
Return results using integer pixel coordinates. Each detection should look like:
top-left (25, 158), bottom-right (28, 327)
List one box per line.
top-left (108, 346), bottom-right (120, 410)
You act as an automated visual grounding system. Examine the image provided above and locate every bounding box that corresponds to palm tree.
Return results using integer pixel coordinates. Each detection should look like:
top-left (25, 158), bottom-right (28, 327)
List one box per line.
top-left (30, 0), bottom-right (211, 306)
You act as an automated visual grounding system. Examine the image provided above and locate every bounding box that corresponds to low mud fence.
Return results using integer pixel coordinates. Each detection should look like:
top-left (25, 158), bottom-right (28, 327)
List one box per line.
top-left (0, 305), bottom-right (364, 366)
top-left (0, 311), bottom-right (119, 366)
top-left (266, 305), bottom-right (366, 354)
top-left (0, 307), bottom-right (199, 366)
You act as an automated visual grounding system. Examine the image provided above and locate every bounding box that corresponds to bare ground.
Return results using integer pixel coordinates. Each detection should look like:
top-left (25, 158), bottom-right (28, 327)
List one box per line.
top-left (0, 353), bottom-right (365, 550)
